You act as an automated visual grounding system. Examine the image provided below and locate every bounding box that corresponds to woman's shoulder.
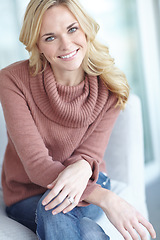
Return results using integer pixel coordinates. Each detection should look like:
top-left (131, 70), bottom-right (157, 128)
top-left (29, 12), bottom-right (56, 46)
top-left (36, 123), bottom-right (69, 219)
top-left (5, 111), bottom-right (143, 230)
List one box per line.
top-left (0, 60), bottom-right (30, 89)
top-left (0, 60), bottom-right (29, 76)
top-left (0, 60), bottom-right (31, 100)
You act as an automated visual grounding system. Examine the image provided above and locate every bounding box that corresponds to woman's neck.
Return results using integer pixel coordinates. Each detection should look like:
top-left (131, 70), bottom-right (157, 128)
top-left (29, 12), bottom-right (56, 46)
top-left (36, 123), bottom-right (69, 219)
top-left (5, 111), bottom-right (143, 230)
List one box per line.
top-left (52, 67), bottom-right (85, 87)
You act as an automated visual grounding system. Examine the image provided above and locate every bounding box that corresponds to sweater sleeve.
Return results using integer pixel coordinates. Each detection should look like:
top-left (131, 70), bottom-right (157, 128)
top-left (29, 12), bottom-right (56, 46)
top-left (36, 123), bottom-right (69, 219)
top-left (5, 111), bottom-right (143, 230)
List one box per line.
top-left (0, 69), bottom-right (65, 188)
top-left (63, 94), bottom-right (121, 205)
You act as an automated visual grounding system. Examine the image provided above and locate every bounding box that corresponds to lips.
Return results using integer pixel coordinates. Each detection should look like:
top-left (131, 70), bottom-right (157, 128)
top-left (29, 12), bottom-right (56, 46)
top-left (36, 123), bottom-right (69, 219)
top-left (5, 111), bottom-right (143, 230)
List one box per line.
top-left (58, 49), bottom-right (79, 59)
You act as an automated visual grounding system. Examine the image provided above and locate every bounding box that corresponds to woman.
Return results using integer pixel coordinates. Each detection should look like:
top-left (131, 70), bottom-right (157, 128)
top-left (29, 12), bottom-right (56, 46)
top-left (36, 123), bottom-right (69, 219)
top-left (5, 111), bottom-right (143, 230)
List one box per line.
top-left (0, 0), bottom-right (156, 239)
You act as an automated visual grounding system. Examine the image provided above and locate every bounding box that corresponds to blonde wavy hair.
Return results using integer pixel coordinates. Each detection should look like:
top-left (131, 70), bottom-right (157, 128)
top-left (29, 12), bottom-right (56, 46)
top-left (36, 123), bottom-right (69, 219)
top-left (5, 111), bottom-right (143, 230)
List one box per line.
top-left (19, 0), bottom-right (129, 109)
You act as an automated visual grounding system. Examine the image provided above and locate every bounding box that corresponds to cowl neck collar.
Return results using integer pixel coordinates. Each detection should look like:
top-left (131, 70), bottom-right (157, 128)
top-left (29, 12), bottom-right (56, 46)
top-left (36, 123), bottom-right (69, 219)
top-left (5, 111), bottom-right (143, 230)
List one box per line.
top-left (30, 64), bottom-right (108, 128)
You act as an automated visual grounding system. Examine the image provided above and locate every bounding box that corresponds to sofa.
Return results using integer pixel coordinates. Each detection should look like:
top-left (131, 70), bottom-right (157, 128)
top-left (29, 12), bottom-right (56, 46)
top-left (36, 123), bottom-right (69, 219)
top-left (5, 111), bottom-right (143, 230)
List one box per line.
top-left (0, 94), bottom-right (149, 239)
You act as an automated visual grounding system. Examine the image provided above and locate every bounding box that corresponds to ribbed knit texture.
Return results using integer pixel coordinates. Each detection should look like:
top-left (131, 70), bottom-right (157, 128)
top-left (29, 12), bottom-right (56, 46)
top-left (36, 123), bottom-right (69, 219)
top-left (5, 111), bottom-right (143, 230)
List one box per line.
top-left (0, 60), bottom-right (120, 207)
top-left (30, 64), bottom-right (108, 128)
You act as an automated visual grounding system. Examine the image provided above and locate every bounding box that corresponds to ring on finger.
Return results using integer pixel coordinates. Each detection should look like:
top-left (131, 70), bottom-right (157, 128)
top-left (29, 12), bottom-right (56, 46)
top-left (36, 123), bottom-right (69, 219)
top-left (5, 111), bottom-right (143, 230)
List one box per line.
top-left (67, 196), bottom-right (75, 205)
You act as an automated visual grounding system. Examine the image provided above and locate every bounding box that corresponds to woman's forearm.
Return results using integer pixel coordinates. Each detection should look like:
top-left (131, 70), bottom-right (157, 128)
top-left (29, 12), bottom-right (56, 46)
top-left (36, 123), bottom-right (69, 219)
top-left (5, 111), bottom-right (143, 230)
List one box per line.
top-left (84, 185), bottom-right (110, 210)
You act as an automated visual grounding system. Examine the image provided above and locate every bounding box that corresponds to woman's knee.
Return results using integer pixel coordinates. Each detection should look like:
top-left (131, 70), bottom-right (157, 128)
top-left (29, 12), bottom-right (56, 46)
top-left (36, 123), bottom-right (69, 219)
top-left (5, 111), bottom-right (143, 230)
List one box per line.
top-left (36, 198), bottom-right (81, 240)
top-left (36, 190), bottom-right (50, 214)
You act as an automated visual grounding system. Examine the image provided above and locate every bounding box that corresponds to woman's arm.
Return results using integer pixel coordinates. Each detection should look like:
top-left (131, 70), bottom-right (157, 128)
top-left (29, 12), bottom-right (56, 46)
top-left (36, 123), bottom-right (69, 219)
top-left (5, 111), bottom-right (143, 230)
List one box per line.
top-left (0, 69), bottom-right (66, 187)
top-left (84, 187), bottom-right (156, 240)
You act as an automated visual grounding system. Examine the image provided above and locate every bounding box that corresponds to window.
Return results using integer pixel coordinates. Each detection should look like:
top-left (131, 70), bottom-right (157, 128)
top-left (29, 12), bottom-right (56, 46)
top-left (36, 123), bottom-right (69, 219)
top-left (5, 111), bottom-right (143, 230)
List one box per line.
top-left (0, 0), bottom-right (29, 69)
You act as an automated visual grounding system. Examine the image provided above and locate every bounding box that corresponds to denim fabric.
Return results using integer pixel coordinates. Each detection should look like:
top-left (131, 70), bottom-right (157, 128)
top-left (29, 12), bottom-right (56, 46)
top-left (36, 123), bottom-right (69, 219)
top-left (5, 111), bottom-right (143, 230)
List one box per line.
top-left (6, 172), bottom-right (110, 240)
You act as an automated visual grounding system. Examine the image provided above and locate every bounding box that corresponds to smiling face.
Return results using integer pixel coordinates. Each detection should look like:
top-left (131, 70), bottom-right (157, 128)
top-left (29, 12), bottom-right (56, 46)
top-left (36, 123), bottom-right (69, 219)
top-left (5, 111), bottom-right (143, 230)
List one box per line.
top-left (37, 5), bottom-right (87, 77)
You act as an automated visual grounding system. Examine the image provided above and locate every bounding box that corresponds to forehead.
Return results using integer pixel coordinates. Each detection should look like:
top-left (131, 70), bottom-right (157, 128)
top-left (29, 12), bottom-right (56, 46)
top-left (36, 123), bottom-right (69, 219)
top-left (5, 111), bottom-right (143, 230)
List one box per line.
top-left (40, 5), bottom-right (77, 32)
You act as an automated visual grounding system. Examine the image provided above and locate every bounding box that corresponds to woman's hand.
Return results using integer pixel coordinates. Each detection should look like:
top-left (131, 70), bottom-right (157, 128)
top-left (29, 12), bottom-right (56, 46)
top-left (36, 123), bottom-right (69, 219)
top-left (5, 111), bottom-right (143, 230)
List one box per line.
top-left (102, 191), bottom-right (156, 239)
top-left (103, 191), bottom-right (156, 239)
top-left (85, 187), bottom-right (156, 240)
top-left (42, 159), bottom-right (92, 214)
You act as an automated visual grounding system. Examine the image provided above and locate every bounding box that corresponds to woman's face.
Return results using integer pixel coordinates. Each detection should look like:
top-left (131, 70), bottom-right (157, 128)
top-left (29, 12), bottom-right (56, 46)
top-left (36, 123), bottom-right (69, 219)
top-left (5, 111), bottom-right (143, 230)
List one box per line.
top-left (37, 5), bottom-right (87, 75)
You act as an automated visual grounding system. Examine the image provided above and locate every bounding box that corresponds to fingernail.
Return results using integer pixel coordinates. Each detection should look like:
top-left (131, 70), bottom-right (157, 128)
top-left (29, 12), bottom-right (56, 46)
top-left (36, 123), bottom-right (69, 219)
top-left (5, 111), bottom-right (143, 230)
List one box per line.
top-left (45, 206), bottom-right (49, 211)
top-left (42, 201), bottom-right (46, 206)
top-left (52, 211), bottom-right (57, 215)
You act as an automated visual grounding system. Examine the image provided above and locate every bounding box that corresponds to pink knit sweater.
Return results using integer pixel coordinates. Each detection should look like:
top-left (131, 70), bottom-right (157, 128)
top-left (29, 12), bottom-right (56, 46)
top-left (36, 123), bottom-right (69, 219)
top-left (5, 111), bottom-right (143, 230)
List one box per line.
top-left (0, 60), bottom-right (120, 207)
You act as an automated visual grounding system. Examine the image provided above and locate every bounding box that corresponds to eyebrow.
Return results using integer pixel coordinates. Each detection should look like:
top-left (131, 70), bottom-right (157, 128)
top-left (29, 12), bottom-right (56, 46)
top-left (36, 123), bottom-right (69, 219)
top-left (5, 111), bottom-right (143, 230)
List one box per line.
top-left (67, 22), bottom-right (78, 29)
top-left (41, 22), bottom-right (78, 38)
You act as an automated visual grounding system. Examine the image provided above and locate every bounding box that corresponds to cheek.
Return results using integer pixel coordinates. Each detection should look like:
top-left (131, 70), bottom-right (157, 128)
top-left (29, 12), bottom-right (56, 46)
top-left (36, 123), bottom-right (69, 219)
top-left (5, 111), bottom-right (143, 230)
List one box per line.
top-left (40, 45), bottom-right (57, 58)
top-left (77, 33), bottom-right (87, 51)
top-left (82, 38), bottom-right (88, 56)
top-left (37, 42), bottom-right (42, 54)
top-left (37, 43), bottom-right (45, 55)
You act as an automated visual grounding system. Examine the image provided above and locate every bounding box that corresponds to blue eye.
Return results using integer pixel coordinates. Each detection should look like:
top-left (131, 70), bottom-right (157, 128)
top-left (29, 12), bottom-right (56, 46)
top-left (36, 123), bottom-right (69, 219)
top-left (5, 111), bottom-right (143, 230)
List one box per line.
top-left (69, 27), bottom-right (78, 33)
top-left (45, 36), bottom-right (55, 42)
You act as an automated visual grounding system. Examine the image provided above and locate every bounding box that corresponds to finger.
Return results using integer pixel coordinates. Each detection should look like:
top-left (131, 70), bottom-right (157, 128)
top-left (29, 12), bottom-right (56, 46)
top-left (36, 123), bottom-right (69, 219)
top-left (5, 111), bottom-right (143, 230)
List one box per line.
top-left (42, 183), bottom-right (64, 206)
top-left (44, 188), bottom-right (69, 210)
top-left (125, 225), bottom-right (139, 240)
top-left (138, 216), bottom-right (156, 239)
top-left (47, 180), bottom-right (56, 189)
top-left (63, 195), bottom-right (79, 214)
top-left (117, 226), bottom-right (131, 240)
top-left (133, 224), bottom-right (147, 240)
top-left (52, 197), bottom-right (74, 215)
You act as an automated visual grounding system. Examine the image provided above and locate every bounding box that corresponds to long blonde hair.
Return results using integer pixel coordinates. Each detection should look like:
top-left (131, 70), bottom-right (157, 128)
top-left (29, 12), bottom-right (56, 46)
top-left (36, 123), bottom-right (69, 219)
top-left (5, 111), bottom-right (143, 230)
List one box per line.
top-left (19, 0), bottom-right (129, 109)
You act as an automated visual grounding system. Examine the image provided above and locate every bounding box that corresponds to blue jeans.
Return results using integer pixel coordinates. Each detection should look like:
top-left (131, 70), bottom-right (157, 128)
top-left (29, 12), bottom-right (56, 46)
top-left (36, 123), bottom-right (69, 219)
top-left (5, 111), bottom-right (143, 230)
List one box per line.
top-left (6, 172), bottom-right (110, 240)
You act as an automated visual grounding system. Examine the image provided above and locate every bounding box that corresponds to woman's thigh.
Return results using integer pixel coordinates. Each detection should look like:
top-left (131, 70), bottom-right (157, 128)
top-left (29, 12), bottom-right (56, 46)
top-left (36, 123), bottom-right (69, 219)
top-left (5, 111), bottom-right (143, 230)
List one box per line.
top-left (6, 172), bottom-right (110, 234)
top-left (6, 194), bottom-right (43, 233)
top-left (36, 191), bottom-right (109, 240)
top-left (36, 172), bottom-right (110, 239)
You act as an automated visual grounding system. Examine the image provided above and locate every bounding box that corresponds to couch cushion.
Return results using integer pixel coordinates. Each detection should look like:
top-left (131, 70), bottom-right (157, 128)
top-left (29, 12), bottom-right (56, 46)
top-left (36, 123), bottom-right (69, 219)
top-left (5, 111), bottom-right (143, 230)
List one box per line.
top-left (0, 189), bottom-right (37, 240)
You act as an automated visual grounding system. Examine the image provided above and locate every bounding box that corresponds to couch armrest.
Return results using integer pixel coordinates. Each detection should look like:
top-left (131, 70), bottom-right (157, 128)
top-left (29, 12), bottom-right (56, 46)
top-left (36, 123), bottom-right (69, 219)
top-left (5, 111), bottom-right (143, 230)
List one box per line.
top-left (104, 94), bottom-right (146, 203)
top-left (0, 104), bottom-right (7, 165)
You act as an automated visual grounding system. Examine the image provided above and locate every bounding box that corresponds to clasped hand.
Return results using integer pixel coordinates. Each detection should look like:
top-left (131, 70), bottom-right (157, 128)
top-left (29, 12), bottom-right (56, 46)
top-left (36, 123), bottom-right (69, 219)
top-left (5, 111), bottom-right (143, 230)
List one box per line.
top-left (42, 159), bottom-right (92, 215)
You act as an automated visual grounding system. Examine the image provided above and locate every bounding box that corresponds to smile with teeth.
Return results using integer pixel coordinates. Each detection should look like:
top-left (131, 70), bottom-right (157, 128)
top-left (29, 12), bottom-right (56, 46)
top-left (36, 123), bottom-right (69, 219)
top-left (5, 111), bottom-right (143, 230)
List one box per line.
top-left (59, 49), bottom-right (79, 59)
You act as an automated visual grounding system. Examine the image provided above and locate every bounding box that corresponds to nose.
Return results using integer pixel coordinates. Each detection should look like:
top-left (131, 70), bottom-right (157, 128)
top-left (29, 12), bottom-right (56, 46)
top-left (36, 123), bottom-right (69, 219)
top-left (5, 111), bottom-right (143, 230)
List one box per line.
top-left (59, 35), bottom-right (71, 51)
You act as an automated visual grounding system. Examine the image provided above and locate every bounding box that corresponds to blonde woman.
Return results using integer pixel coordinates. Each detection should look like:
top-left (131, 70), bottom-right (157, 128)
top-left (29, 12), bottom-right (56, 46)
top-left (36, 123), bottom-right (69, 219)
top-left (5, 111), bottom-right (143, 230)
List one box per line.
top-left (0, 0), bottom-right (156, 239)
